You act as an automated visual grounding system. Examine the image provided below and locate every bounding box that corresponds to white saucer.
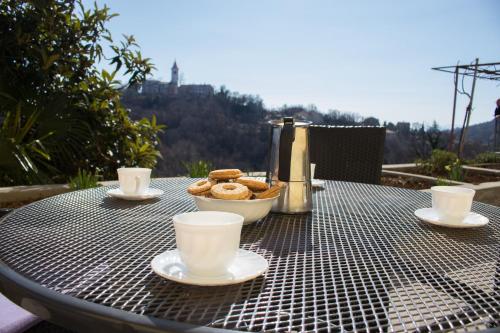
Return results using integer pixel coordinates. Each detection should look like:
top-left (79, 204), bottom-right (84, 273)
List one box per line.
top-left (312, 179), bottom-right (325, 188)
top-left (414, 208), bottom-right (489, 228)
top-left (107, 188), bottom-right (164, 201)
top-left (151, 249), bottom-right (268, 286)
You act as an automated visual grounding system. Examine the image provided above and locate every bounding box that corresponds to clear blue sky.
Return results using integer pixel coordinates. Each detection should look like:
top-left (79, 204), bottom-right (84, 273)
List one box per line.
top-left (90, 0), bottom-right (500, 127)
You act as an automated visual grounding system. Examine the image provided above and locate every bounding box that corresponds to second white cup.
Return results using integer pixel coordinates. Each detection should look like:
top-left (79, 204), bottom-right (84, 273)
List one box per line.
top-left (173, 211), bottom-right (243, 277)
top-left (431, 186), bottom-right (475, 223)
top-left (117, 167), bottom-right (151, 195)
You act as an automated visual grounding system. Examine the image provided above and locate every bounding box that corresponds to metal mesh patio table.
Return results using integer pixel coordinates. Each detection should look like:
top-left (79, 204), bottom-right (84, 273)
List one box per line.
top-left (0, 178), bottom-right (498, 332)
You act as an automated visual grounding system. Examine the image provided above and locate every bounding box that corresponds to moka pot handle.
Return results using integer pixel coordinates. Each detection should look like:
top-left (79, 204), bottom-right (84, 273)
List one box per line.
top-left (278, 117), bottom-right (295, 182)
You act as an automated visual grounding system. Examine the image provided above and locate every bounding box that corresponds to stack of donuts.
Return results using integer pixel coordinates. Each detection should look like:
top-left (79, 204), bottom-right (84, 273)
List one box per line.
top-left (187, 169), bottom-right (281, 200)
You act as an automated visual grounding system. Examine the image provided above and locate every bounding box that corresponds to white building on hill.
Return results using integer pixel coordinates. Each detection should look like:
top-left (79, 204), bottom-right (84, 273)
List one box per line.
top-left (140, 61), bottom-right (214, 97)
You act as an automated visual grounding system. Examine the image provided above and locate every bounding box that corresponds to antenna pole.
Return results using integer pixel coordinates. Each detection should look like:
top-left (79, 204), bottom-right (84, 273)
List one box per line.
top-left (449, 66), bottom-right (459, 150)
top-left (458, 58), bottom-right (479, 158)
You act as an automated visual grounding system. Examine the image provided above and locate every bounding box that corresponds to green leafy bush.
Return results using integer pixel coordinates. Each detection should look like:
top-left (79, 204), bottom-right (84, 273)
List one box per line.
top-left (445, 159), bottom-right (464, 182)
top-left (416, 149), bottom-right (459, 175)
top-left (183, 161), bottom-right (213, 178)
top-left (473, 152), bottom-right (500, 164)
top-left (68, 169), bottom-right (101, 190)
top-left (0, 0), bottom-right (164, 186)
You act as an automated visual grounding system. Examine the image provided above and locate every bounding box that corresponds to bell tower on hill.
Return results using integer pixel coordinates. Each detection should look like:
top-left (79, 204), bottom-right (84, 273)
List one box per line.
top-left (171, 61), bottom-right (179, 86)
top-left (139, 60), bottom-right (214, 97)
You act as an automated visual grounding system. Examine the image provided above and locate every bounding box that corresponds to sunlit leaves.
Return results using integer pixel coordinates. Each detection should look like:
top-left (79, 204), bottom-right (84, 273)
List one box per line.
top-left (0, 0), bottom-right (162, 185)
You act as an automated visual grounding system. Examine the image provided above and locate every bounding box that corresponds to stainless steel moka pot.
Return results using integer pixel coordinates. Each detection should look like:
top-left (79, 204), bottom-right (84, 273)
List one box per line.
top-left (266, 117), bottom-right (312, 213)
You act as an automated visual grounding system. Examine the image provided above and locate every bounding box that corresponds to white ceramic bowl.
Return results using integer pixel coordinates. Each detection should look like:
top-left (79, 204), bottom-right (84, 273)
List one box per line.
top-left (192, 195), bottom-right (278, 225)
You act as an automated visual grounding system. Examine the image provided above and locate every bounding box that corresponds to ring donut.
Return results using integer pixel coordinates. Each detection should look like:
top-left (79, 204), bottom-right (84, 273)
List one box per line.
top-left (211, 182), bottom-right (249, 200)
top-left (235, 177), bottom-right (269, 191)
top-left (254, 184), bottom-right (282, 199)
top-left (187, 179), bottom-right (213, 195)
top-left (208, 169), bottom-right (243, 180)
top-left (243, 189), bottom-right (253, 200)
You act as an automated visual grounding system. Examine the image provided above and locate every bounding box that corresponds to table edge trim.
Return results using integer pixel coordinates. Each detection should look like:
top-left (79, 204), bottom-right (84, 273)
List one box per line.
top-left (0, 260), bottom-right (238, 333)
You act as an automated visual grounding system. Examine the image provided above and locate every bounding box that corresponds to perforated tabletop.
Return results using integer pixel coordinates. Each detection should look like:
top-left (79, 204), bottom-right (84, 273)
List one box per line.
top-left (0, 178), bottom-right (498, 332)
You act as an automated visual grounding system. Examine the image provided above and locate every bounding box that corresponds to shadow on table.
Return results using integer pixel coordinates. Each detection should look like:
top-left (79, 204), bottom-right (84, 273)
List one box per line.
top-left (241, 212), bottom-right (314, 256)
top-left (416, 220), bottom-right (498, 246)
top-left (99, 197), bottom-right (161, 210)
top-left (313, 186), bottom-right (326, 193)
top-left (141, 275), bottom-right (268, 327)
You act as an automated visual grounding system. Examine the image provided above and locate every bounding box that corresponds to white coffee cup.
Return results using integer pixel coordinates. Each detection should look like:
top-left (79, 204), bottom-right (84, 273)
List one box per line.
top-left (311, 163), bottom-right (316, 179)
top-left (431, 186), bottom-right (475, 223)
top-left (173, 211), bottom-right (243, 277)
top-left (117, 168), bottom-right (151, 195)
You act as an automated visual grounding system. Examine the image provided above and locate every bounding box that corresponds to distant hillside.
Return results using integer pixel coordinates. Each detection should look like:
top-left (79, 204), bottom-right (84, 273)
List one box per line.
top-left (122, 90), bottom-right (269, 176)
top-left (430, 120), bottom-right (497, 159)
top-left (121, 88), bottom-right (496, 176)
top-left (455, 120), bottom-right (496, 156)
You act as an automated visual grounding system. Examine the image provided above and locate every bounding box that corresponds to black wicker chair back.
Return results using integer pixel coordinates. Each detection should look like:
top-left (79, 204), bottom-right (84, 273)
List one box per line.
top-left (309, 126), bottom-right (386, 184)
